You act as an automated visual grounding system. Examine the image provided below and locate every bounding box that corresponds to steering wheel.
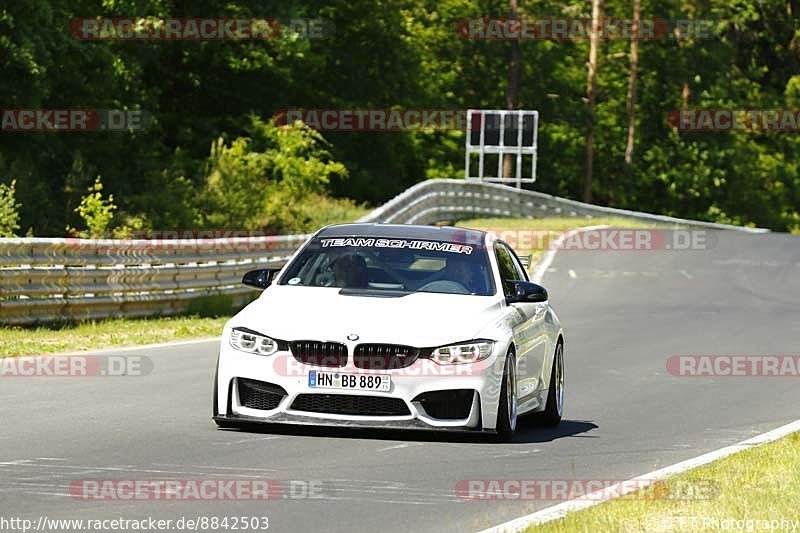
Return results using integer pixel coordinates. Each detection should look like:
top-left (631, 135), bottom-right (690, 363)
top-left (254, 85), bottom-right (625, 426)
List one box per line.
top-left (361, 251), bottom-right (405, 286)
top-left (314, 270), bottom-right (335, 287)
top-left (417, 280), bottom-right (470, 294)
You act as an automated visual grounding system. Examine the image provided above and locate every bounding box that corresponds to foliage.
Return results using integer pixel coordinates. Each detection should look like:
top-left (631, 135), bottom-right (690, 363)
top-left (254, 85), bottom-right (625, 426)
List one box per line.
top-left (0, 0), bottom-right (798, 234)
top-left (0, 180), bottom-right (21, 237)
top-left (69, 177), bottom-right (117, 238)
top-left (263, 192), bottom-right (370, 233)
top-left (199, 117), bottom-right (348, 231)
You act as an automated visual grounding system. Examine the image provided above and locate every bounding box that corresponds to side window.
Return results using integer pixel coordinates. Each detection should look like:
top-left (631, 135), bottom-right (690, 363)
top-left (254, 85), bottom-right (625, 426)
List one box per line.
top-left (507, 247), bottom-right (529, 281)
top-left (494, 243), bottom-right (519, 295)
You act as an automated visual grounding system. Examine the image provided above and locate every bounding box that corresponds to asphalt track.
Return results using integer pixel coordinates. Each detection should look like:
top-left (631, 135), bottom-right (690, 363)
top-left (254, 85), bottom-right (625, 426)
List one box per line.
top-left (2, 229), bottom-right (799, 532)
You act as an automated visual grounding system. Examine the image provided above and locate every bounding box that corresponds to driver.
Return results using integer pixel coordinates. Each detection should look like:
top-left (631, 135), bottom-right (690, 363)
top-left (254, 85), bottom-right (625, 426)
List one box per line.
top-left (444, 258), bottom-right (484, 294)
top-left (332, 254), bottom-right (369, 288)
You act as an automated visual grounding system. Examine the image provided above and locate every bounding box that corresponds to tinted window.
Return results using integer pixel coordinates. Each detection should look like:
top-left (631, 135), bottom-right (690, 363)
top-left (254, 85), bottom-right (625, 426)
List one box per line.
top-left (507, 246), bottom-right (529, 281)
top-left (280, 236), bottom-right (495, 296)
top-left (495, 243), bottom-right (519, 295)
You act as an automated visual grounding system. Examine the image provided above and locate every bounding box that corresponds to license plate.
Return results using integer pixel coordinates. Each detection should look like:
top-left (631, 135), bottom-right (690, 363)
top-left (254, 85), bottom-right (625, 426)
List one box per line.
top-left (308, 371), bottom-right (390, 392)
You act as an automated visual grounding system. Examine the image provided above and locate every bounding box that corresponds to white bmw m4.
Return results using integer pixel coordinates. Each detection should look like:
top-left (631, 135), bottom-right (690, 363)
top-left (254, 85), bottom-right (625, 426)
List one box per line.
top-left (213, 223), bottom-right (564, 440)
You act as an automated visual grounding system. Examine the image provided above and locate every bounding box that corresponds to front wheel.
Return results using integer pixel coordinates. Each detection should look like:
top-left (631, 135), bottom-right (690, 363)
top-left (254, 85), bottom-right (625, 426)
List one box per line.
top-left (535, 341), bottom-right (564, 426)
top-left (494, 350), bottom-right (518, 442)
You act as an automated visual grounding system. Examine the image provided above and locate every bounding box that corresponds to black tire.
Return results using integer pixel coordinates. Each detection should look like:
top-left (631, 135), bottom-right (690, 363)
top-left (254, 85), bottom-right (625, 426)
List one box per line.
top-left (536, 340), bottom-right (564, 426)
top-left (494, 350), bottom-right (518, 442)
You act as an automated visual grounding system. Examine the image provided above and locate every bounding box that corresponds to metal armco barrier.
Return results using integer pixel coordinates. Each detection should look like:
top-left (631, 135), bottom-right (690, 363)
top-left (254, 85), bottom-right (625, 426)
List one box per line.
top-left (356, 179), bottom-right (770, 232)
top-left (0, 179), bottom-right (767, 325)
top-left (0, 235), bottom-right (308, 325)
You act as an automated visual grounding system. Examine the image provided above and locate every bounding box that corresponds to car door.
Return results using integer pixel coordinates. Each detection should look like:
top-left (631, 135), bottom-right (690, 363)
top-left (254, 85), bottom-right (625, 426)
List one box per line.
top-left (496, 242), bottom-right (548, 404)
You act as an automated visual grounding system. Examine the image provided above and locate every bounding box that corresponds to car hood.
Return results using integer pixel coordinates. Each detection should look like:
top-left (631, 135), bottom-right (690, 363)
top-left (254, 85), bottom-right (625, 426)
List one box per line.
top-left (232, 285), bottom-right (505, 347)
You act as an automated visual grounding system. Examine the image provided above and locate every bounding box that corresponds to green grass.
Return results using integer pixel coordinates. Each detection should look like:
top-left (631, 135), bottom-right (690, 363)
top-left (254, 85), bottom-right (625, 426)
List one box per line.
top-left (0, 315), bottom-right (227, 358)
top-left (527, 432), bottom-right (800, 532)
top-left (457, 216), bottom-right (661, 267)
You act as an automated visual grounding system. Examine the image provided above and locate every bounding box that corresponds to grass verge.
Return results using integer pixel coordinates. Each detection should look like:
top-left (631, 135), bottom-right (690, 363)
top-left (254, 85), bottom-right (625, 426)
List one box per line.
top-left (0, 316), bottom-right (227, 358)
top-left (528, 431), bottom-right (800, 532)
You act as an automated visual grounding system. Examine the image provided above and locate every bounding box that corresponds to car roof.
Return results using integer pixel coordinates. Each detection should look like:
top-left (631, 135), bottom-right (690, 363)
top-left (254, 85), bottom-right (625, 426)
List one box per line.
top-left (317, 223), bottom-right (487, 245)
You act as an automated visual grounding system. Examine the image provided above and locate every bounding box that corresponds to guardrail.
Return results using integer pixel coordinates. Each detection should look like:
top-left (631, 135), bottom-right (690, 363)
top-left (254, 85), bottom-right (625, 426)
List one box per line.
top-left (358, 179), bottom-right (770, 233)
top-left (0, 179), bottom-right (767, 325)
top-left (0, 235), bottom-right (308, 325)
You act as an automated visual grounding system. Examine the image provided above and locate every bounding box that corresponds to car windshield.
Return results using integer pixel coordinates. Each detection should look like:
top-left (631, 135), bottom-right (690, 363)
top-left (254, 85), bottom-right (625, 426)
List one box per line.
top-left (279, 236), bottom-right (495, 296)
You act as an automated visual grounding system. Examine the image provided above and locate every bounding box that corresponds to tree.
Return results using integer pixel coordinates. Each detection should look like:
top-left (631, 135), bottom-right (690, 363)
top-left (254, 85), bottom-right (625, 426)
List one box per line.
top-left (584, 0), bottom-right (604, 202)
top-left (503, 0), bottom-right (522, 180)
top-left (624, 0), bottom-right (641, 164)
top-left (1, 0), bottom-right (799, 233)
top-left (199, 117), bottom-right (348, 232)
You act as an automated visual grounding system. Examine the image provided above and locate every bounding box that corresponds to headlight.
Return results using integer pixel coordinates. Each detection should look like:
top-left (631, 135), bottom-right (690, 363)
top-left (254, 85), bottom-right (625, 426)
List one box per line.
top-left (229, 327), bottom-right (279, 356)
top-left (429, 340), bottom-right (494, 365)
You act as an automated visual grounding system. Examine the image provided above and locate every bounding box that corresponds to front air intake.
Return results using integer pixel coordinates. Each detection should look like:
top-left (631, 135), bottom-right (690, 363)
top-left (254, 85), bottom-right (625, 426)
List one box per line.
top-left (290, 394), bottom-right (410, 416)
top-left (237, 378), bottom-right (287, 411)
top-left (413, 389), bottom-right (475, 420)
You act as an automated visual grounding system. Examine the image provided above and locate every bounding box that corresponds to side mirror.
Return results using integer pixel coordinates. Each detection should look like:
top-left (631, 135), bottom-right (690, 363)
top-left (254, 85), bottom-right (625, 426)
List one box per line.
top-left (506, 281), bottom-right (548, 304)
top-left (242, 268), bottom-right (280, 290)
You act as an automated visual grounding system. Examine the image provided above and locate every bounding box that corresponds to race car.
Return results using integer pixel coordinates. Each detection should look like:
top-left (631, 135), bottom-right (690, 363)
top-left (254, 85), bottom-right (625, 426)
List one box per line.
top-left (213, 223), bottom-right (564, 440)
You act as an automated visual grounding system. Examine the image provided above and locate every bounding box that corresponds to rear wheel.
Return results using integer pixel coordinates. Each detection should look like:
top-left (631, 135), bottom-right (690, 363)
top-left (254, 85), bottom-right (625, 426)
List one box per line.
top-left (495, 350), bottom-right (518, 442)
top-left (536, 341), bottom-right (564, 426)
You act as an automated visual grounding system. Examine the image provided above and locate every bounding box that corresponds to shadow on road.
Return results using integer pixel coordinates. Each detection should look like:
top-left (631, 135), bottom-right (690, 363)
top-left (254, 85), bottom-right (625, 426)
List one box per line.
top-left (216, 418), bottom-right (597, 445)
top-left (513, 418), bottom-right (598, 443)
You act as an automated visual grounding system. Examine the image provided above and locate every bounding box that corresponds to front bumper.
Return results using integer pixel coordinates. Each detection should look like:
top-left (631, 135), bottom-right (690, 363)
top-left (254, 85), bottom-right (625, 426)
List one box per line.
top-left (213, 410), bottom-right (488, 433)
top-left (215, 343), bottom-right (507, 431)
